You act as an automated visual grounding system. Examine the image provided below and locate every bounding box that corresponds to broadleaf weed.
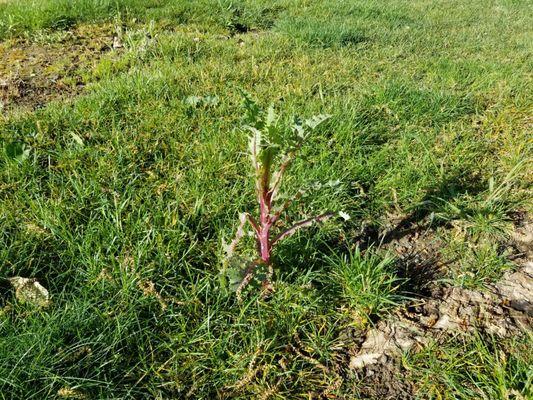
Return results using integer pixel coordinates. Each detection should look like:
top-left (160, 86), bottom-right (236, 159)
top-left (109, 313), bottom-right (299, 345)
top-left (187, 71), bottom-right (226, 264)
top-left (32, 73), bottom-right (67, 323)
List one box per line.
top-left (221, 94), bottom-right (343, 297)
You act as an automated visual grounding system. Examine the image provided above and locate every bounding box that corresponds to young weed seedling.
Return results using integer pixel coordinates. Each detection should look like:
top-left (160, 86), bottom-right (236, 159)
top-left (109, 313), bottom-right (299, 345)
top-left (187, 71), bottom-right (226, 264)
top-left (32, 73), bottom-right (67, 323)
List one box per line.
top-left (222, 94), bottom-right (342, 298)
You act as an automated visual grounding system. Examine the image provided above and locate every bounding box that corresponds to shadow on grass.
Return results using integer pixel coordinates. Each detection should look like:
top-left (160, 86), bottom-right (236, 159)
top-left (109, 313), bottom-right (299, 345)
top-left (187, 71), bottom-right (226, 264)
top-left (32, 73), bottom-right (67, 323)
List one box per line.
top-left (276, 171), bottom-right (486, 298)
top-left (0, 279), bottom-right (13, 308)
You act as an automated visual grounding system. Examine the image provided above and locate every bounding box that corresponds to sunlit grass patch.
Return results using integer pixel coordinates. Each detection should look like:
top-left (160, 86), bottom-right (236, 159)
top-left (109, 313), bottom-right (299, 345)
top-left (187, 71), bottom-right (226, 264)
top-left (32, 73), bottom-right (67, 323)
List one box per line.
top-left (0, 0), bottom-right (532, 397)
top-left (404, 333), bottom-right (533, 399)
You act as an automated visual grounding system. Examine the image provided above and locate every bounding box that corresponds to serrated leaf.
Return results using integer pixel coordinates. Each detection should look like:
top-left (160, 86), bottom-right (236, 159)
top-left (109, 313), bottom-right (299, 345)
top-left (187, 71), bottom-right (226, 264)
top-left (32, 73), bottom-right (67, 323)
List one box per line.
top-left (247, 126), bottom-right (262, 157)
top-left (185, 94), bottom-right (218, 108)
top-left (204, 95), bottom-right (219, 106)
top-left (185, 95), bottom-right (202, 107)
top-left (292, 121), bottom-right (306, 139)
top-left (305, 114), bottom-right (331, 129)
top-left (266, 105), bottom-right (276, 127)
top-left (241, 90), bottom-right (263, 128)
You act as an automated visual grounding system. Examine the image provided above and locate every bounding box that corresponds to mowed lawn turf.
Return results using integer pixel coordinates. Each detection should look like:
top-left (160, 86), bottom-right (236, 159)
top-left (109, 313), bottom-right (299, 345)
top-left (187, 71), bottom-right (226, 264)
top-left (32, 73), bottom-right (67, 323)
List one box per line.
top-left (0, 0), bottom-right (532, 398)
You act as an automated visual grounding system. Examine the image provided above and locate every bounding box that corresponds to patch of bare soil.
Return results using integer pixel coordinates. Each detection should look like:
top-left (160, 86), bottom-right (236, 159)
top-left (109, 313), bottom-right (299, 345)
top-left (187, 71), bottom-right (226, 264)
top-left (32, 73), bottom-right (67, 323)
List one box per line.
top-left (346, 216), bottom-right (533, 399)
top-left (0, 24), bottom-right (119, 112)
top-left (355, 212), bottom-right (448, 294)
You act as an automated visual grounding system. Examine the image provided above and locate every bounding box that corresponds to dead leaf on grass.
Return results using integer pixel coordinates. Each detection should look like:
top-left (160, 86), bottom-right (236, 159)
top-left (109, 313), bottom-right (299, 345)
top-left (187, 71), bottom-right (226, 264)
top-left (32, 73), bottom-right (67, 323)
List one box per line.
top-left (8, 277), bottom-right (50, 307)
top-left (57, 387), bottom-right (86, 399)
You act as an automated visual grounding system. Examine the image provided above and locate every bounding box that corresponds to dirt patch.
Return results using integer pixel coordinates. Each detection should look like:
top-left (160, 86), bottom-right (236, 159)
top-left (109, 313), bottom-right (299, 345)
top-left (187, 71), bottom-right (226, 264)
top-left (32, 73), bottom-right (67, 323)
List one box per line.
top-left (352, 361), bottom-right (414, 400)
top-left (510, 210), bottom-right (533, 262)
top-left (350, 264), bottom-right (532, 368)
top-left (345, 216), bottom-right (533, 399)
top-left (0, 24), bottom-right (119, 112)
top-left (354, 212), bottom-right (448, 295)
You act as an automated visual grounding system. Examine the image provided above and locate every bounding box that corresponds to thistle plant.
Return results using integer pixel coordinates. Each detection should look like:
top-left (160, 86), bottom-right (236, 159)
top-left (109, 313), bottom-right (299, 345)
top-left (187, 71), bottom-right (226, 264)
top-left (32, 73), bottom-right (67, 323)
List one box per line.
top-left (222, 95), bottom-right (339, 296)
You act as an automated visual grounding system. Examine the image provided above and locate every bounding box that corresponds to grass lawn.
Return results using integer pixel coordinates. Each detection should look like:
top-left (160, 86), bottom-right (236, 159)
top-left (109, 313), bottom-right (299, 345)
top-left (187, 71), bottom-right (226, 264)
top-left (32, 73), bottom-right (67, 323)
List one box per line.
top-left (0, 0), bottom-right (532, 398)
